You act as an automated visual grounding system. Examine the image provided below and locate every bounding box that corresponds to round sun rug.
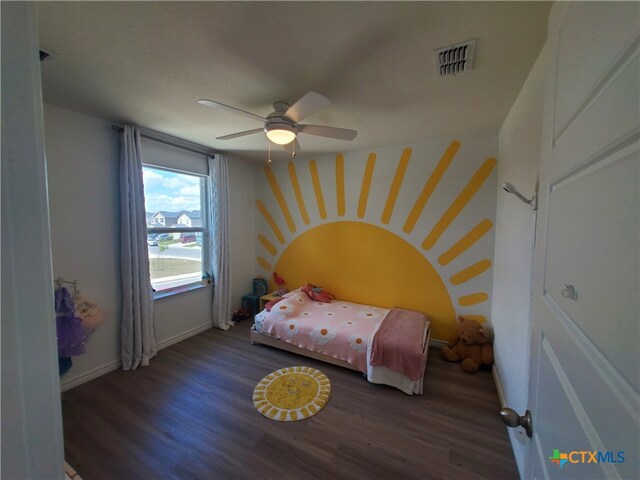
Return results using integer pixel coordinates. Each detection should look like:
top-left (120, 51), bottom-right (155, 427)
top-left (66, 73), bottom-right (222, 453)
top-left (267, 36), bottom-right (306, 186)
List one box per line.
top-left (253, 366), bottom-right (331, 422)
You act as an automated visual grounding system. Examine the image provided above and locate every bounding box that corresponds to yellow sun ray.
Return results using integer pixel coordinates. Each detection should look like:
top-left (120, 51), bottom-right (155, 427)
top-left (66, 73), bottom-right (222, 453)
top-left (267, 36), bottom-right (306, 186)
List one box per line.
top-left (264, 166), bottom-right (296, 233)
top-left (403, 140), bottom-right (460, 233)
top-left (449, 259), bottom-right (492, 285)
top-left (256, 199), bottom-right (285, 244)
top-left (309, 160), bottom-right (327, 219)
top-left (336, 154), bottom-right (345, 216)
top-left (257, 257), bottom-right (272, 271)
top-left (288, 162), bottom-right (309, 225)
top-left (463, 314), bottom-right (487, 323)
top-left (458, 292), bottom-right (489, 306)
top-left (422, 157), bottom-right (496, 250)
top-left (358, 153), bottom-right (376, 218)
top-left (438, 219), bottom-right (493, 265)
top-left (381, 148), bottom-right (412, 224)
top-left (258, 234), bottom-right (278, 256)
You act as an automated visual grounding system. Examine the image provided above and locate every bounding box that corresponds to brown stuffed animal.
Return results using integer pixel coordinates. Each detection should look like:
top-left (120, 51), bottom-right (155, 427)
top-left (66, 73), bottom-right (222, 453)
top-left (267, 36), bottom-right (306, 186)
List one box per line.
top-left (441, 316), bottom-right (494, 372)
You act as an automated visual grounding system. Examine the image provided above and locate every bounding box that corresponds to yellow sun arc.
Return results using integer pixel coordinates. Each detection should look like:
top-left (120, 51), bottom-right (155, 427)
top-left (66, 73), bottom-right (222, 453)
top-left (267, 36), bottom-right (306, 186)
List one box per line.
top-left (271, 221), bottom-right (456, 341)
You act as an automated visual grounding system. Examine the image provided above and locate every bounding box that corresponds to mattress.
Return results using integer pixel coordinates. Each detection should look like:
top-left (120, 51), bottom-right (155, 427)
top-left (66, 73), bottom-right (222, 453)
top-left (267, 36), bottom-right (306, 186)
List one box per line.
top-left (253, 289), bottom-right (430, 395)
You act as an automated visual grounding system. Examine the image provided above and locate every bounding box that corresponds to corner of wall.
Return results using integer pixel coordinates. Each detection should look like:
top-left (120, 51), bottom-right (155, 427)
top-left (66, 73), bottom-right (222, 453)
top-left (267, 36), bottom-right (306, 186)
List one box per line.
top-left (492, 38), bottom-right (549, 480)
top-left (226, 154), bottom-right (264, 308)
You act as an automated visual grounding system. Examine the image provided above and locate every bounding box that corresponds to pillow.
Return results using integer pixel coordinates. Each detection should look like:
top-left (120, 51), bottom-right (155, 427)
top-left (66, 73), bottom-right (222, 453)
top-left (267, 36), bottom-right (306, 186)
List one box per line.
top-left (264, 297), bottom-right (283, 312)
top-left (270, 299), bottom-right (298, 317)
top-left (283, 289), bottom-right (312, 306)
top-left (282, 288), bottom-right (302, 299)
top-left (301, 283), bottom-right (335, 303)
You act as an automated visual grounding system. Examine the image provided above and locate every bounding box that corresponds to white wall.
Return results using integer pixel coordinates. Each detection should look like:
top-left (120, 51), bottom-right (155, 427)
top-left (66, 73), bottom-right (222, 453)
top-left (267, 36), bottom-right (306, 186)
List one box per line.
top-left (227, 157), bottom-right (260, 308)
top-left (44, 104), bottom-right (123, 389)
top-left (492, 44), bottom-right (548, 477)
top-left (44, 104), bottom-right (259, 390)
top-left (1, 3), bottom-right (65, 477)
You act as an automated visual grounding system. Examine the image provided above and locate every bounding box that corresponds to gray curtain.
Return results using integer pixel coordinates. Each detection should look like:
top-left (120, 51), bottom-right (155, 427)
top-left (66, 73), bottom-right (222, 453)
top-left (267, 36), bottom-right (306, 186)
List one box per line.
top-left (208, 154), bottom-right (233, 330)
top-left (120, 126), bottom-right (156, 369)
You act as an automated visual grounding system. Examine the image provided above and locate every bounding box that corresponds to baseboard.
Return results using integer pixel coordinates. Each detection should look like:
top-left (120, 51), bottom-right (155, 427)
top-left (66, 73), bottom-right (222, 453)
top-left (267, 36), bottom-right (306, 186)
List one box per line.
top-left (60, 360), bottom-right (120, 392)
top-left (157, 322), bottom-right (213, 349)
top-left (61, 322), bottom-right (213, 392)
top-left (492, 364), bottom-right (506, 407)
top-left (428, 337), bottom-right (449, 348)
top-left (492, 364), bottom-right (526, 480)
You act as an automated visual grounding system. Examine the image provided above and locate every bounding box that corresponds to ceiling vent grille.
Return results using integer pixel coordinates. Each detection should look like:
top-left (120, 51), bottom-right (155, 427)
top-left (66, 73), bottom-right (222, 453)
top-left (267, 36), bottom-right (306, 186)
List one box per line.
top-left (435, 39), bottom-right (476, 76)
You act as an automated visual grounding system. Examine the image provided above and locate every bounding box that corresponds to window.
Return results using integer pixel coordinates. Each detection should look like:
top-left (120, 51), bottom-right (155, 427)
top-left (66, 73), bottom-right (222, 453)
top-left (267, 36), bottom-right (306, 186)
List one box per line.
top-left (142, 165), bottom-right (207, 294)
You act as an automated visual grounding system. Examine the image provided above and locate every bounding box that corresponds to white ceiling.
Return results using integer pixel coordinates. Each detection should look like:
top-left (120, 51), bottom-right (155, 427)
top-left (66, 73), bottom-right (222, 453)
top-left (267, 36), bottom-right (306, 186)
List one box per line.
top-left (37, 1), bottom-right (551, 162)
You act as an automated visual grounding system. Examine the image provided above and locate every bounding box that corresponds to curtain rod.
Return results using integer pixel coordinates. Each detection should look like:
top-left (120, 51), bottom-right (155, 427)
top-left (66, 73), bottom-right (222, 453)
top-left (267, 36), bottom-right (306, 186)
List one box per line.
top-left (112, 125), bottom-right (216, 158)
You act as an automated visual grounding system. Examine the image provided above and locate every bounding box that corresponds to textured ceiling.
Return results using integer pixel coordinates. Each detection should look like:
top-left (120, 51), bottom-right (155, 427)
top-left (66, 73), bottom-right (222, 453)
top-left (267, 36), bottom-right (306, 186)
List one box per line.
top-left (37, 1), bottom-right (551, 162)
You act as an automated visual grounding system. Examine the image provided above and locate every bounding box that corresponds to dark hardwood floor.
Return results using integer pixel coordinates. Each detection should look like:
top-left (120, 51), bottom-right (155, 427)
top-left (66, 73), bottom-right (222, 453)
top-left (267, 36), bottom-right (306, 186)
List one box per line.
top-left (61, 321), bottom-right (518, 479)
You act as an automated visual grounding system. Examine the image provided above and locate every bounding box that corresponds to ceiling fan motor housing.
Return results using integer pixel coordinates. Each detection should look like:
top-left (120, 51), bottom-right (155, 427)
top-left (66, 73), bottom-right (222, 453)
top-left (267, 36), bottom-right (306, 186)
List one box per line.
top-left (264, 102), bottom-right (298, 144)
top-left (264, 121), bottom-right (298, 135)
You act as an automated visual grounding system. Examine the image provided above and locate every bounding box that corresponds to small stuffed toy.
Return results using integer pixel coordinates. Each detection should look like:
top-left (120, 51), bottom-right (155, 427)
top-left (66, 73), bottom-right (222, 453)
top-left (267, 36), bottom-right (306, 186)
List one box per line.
top-left (273, 272), bottom-right (286, 286)
top-left (300, 283), bottom-right (335, 303)
top-left (441, 315), bottom-right (494, 373)
top-left (264, 297), bottom-right (283, 311)
top-left (74, 294), bottom-right (107, 335)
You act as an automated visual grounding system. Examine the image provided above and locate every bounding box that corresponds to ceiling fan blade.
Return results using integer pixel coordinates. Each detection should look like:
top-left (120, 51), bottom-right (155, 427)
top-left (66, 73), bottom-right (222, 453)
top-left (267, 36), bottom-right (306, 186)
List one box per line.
top-left (282, 139), bottom-right (302, 157)
top-left (198, 99), bottom-right (265, 122)
top-left (216, 128), bottom-right (263, 140)
top-left (284, 91), bottom-right (330, 123)
top-left (299, 124), bottom-right (358, 141)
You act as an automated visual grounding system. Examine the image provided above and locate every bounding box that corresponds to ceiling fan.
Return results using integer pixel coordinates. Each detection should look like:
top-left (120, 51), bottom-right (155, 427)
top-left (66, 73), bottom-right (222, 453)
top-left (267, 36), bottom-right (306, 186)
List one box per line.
top-left (198, 91), bottom-right (357, 155)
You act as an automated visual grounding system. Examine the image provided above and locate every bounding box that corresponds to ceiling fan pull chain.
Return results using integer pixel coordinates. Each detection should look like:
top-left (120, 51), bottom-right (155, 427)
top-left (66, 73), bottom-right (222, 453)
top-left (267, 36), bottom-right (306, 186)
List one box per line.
top-left (267, 138), bottom-right (272, 165)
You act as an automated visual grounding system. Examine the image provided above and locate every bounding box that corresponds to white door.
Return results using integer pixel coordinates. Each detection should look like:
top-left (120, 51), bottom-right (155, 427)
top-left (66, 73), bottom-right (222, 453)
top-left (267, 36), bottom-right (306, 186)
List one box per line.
top-left (527, 2), bottom-right (639, 479)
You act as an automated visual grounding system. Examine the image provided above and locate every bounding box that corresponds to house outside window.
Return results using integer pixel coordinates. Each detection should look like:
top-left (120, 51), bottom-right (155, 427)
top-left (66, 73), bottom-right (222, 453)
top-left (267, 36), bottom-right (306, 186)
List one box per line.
top-left (150, 213), bottom-right (166, 225)
top-left (142, 165), bottom-right (208, 294)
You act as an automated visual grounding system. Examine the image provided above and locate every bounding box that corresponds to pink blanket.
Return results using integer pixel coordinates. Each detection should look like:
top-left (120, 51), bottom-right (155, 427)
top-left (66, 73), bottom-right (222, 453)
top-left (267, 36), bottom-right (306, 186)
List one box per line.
top-left (259, 290), bottom-right (389, 372)
top-left (369, 308), bottom-right (429, 380)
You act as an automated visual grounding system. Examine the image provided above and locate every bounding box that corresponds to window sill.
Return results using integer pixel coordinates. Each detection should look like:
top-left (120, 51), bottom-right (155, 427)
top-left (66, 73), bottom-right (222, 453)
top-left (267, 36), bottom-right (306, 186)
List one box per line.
top-left (153, 282), bottom-right (212, 301)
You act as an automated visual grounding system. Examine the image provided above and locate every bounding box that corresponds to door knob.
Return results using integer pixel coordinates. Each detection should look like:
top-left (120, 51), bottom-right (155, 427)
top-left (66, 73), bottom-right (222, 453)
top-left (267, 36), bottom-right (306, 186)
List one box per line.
top-left (500, 408), bottom-right (533, 438)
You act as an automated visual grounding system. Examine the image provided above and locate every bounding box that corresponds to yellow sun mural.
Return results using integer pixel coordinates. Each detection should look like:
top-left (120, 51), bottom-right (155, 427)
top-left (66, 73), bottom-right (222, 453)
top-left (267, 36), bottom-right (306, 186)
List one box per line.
top-left (255, 138), bottom-right (497, 341)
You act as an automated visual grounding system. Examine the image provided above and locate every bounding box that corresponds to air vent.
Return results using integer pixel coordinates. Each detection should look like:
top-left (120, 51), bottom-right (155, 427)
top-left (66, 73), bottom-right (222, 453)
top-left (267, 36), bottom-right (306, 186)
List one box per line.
top-left (39, 48), bottom-right (57, 66)
top-left (434, 39), bottom-right (476, 76)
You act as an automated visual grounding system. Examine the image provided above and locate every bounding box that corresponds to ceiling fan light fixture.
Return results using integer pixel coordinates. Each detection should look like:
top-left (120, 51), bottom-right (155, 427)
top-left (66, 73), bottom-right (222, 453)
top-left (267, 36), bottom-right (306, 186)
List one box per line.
top-left (265, 122), bottom-right (297, 145)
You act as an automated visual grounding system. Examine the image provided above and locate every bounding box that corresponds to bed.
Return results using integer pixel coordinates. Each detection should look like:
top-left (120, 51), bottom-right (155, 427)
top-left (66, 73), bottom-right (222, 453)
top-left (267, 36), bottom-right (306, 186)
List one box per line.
top-left (250, 288), bottom-right (431, 395)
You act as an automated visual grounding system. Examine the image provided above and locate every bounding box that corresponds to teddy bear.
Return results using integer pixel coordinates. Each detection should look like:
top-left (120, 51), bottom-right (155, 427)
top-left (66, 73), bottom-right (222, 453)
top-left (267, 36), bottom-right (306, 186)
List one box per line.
top-left (441, 315), bottom-right (494, 373)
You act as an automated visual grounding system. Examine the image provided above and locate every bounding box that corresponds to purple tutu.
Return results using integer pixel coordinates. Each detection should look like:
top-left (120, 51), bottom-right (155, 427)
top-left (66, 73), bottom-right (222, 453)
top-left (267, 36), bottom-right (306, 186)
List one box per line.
top-left (55, 287), bottom-right (87, 357)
